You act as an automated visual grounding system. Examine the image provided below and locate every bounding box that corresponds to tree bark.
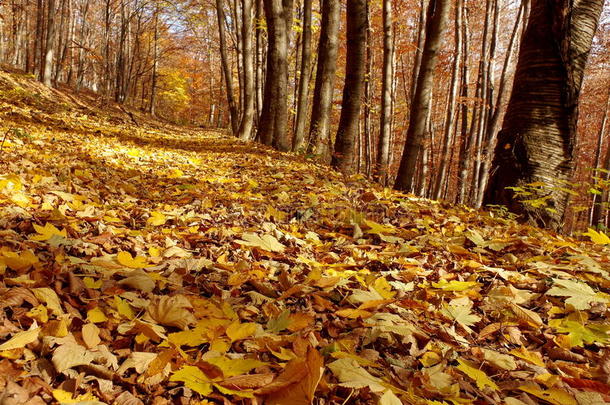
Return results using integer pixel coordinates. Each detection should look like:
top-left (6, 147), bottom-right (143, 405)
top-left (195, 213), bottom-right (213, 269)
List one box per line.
top-left (590, 90), bottom-right (610, 227)
top-left (216, 0), bottom-right (240, 134)
top-left (307, 0), bottom-right (340, 162)
top-left (237, 0), bottom-right (256, 141)
top-left (292, 0), bottom-right (312, 151)
top-left (483, 0), bottom-right (603, 230)
top-left (257, 0), bottom-right (293, 150)
top-left (42, 0), bottom-right (56, 87)
top-left (332, 0), bottom-right (367, 174)
top-left (376, 0), bottom-right (394, 185)
top-left (394, 0), bottom-right (451, 192)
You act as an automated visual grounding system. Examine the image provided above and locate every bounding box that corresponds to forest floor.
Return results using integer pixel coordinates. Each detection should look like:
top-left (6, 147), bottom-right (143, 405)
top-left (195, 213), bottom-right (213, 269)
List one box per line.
top-left (1, 68), bottom-right (610, 405)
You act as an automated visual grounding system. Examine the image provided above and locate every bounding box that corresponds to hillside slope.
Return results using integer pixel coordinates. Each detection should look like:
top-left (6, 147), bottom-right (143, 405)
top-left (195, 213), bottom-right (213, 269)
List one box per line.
top-left (1, 69), bottom-right (610, 405)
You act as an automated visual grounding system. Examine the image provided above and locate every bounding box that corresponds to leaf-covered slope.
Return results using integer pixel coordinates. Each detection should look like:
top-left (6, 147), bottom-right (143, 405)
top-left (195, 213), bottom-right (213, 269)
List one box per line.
top-left (1, 70), bottom-right (610, 405)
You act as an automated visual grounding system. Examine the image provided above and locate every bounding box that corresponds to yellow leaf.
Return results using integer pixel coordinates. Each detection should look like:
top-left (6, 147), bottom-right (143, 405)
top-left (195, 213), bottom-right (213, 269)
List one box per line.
top-left (432, 279), bottom-right (481, 292)
top-left (509, 347), bottom-right (545, 367)
top-left (335, 308), bottom-right (373, 319)
top-left (518, 384), bottom-right (577, 405)
top-left (236, 233), bottom-right (285, 252)
top-left (26, 305), bottom-right (49, 323)
top-left (83, 277), bottom-right (103, 289)
top-left (226, 322), bottom-right (258, 342)
top-left (30, 223), bottom-right (67, 241)
top-left (456, 359), bottom-right (498, 391)
top-left (147, 295), bottom-right (196, 330)
top-left (87, 307), bottom-right (108, 323)
top-left (0, 326), bottom-right (40, 351)
top-left (114, 296), bottom-right (135, 320)
top-left (3, 249), bottom-right (39, 271)
top-left (373, 277), bottom-right (396, 299)
top-left (116, 251), bottom-right (149, 268)
top-left (170, 365), bottom-right (213, 395)
top-left (205, 355), bottom-right (267, 377)
top-left (147, 211), bottom-right (167, 226)
top-left (583, 228), bottom-right (610, 245)
top-left (52, 389), bottom-right (100, 404)
top-left (32, 287), bottom-right (64, 315)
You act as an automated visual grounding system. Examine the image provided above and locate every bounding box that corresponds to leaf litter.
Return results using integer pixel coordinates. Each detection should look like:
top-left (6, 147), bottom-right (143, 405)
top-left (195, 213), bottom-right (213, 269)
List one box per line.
top-left (1, 71), bottom-right (610, 404)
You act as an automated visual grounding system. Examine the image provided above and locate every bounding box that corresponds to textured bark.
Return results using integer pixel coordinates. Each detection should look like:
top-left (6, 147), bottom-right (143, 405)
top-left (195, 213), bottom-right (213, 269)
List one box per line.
top-left (292, 0), bottom-right (312, 151)
top-left (257, 0), bottom-right (293, 150)
top-left (307, 0), bottom-right (340, 162)
top-left (332, 0), bottom-right (367, 175)
top-left (432, 0), bottom-right (463, 200)
top-left (394, 0), bottom-right (451, 192)
top-left (484, 0), bottom-right (603, 229)
top-left (216, 0), bottom-right (239, 134)
top-left (475, 0), bottom-right (526, 208)
top-left (376, 0), bottom-right (394, 185)
top-left (42, 0), bottom-right (56, 87)
top-left (456, 2), bottom-right (471, 204)
top-left (590, 91), bottom-right (610, 227)
top-left (237, 0), bottom-right (256, 141)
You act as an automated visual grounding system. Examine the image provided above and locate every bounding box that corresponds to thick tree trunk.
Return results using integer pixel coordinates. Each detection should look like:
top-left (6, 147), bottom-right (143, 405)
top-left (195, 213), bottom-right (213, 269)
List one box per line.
top-left (257, 0), bottom-right (293, 150)
top-left (292, 0), bottom-right (312, 151)
top-left (216, 0), bottom-right (240, 134)
top-left (237, 0), bottom-right (256, 141)
top-left (376, 0), bottom-right (394, 185)
top-left (307, 0), bottom-right (340, 162)
top-left (332, 0), bottom-right (367, 175)
top-left (394, 0), bottom-right (451, 192)
top-left (483, 0), bottom-right (603, 230)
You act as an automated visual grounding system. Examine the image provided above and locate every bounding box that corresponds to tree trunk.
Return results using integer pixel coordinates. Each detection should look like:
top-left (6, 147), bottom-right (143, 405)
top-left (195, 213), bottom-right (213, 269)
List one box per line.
top-left (376, 0), bottom-right (394, 185)
top-left (394, 0), bottom-right (451, 192)
top-left (257, 0), bottom-right (293, 150)
top-left (432, 0), bottom-right (463, 200)
top-left (307, 0), bottom-right (340, 162)
top-left (292, 0), bottom-right (312, 151)
top-left (332, 0), bottom-right (367, 174)
top-left (216, 0), bottom-right (240, 134)
top-left (590, 90), bottom-right (610, 227)
top-left (483, 0), bottom-right (603, 230)
top-left (42, 0), bottom-right (56, 87)
top-left (237, 0), bottom-right (256, 141)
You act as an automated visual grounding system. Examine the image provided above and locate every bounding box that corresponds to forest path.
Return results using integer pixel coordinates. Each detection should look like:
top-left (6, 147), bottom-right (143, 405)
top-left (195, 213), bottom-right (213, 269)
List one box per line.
top-left (1, 71), bottom-right (610, 404)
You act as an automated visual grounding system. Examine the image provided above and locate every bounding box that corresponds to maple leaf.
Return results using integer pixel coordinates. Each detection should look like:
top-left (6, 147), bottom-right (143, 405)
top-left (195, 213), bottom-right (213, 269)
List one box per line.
top-left (170, 365), bottom-right (213, 396)
top-left (441, 297), bottom-right (481, 333)
top-left (147, 211), bottom-right (167, 226)
top-left (30, 222), bottom-right (67, 241)
top-left (546, 279), bottom-right (608, 310)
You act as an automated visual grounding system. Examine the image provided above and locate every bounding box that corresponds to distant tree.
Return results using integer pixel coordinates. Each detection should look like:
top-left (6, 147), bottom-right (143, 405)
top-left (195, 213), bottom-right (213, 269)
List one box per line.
top-left (216, 0), bottom-right (239, 134)
top-left (484, 0), bottom-right (604, 229)
top-left (292, 0), bottom-right (312, 151)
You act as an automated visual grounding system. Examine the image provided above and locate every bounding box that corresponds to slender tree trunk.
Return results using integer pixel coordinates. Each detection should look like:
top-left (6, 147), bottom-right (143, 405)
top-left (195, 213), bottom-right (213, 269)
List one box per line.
top-left (394, 0), bottom-right (451, 192)
top-left (591, 91), bottom-right (610, 227)
top-left (483, 0), bottom-right (603, 230)
top-left (149, 6), bottom-right (159, 116)
top-left (42, 0), bottom-right (56, 86)
top-left (217, 0), bottom-right (240, 134)
top-left (292, 0), bottom-right (312, 151)
top-left (456, 3), bottom-right (471, 204)
top-left (238, 0), bottom-right (256, 140)
top-left (432, 0), bottom-right (463, 200)
top-left (376, 0), bottom-right (394, 185)
top-left (307, 0), bottom-right (340, 162)
top-left (332, 0), bottom-right (367, 174)
top-left (255, 0), bottom-right (264, 123)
